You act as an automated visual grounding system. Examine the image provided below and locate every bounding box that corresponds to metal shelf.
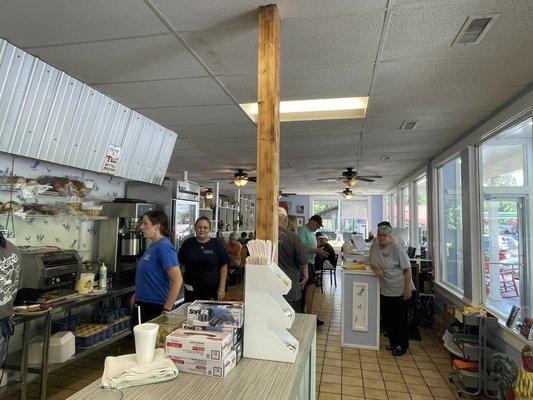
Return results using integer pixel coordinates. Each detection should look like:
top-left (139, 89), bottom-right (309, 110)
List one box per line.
top-left (2, 213), bottom-right (107, 221)
top-left (27, 329), bottom-right (131, 374)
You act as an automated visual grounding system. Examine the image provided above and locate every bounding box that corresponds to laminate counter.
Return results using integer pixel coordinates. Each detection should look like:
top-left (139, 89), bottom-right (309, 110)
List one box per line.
top-left (67, 314), bottom-right (317, 400)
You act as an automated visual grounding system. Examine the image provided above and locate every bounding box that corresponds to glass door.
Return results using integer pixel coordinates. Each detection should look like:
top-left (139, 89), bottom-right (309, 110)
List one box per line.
top-left (482, 196), bottom-right (525, 316)
top-left (174, 200), bottom-right (199, 248)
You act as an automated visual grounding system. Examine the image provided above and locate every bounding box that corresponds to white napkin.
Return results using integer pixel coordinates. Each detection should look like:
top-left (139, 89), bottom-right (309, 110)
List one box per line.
top-left (101, 348), bottom-right (178, 390)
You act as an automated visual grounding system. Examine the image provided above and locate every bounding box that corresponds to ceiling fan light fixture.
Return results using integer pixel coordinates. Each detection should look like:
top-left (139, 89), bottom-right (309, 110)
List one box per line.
top-left (204, 189), bottom-right (214, 200)
top-left (342, 188), bottom-right (353, 199)
top-left (343, 178), bottom-right (358, 186)
top-left (234, 177), bottom-right (248, 187)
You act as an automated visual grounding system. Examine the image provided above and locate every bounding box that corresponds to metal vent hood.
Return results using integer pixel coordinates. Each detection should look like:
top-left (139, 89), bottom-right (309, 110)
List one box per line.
top-left (0, 38), bottom-right (177, 185)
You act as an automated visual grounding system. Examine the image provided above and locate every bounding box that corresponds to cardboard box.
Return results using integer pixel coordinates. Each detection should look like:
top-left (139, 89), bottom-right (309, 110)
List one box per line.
top-left (170, 350), bottom-right (237, 378)
top-left (166, 328), bottom-right (232, 360)
top-left (187, 300), bottom-right (244, 328)
top-left (181, 322), bottom-right (243, 347)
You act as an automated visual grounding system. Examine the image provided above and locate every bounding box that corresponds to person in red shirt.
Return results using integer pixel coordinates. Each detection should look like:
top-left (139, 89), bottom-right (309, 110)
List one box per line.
top-left (226, 232), bottom-right (242, 267)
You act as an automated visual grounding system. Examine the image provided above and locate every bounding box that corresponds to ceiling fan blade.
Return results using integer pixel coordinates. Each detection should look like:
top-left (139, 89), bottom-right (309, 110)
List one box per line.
top-left (356, 174), bottom-right (383, 179)
top-left (248, 177), bottom-right (257, 182)
top-left (316, 177), bottom-right (342, 181)
top-left (356, 177), bottom-right (375, 182)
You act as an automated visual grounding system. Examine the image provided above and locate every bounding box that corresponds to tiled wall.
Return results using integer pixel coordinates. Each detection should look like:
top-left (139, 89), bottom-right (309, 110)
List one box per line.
top-left (0, 151), bottom-right (126, 260)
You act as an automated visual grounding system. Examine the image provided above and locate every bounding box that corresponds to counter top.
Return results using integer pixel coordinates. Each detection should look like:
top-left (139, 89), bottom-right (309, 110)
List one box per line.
top-left (67, 314), bottom-right (316, 400)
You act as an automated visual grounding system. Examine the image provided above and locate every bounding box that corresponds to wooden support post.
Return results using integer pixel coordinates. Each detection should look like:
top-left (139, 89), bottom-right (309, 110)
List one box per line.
top-left (256, 4), bottom-right (280, 243)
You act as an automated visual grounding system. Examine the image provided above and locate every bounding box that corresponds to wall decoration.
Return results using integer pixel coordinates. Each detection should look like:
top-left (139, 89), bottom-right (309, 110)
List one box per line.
top-left (296, 217), bottom-right (304, 226)
top-left (296, 205), bottom-right (304, 214)
top-left (352, 282), bottom-right (368, 332)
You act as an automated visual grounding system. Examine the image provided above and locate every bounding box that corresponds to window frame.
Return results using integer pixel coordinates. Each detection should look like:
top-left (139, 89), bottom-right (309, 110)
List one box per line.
top-left (435, 154), bottom-right (465, 294)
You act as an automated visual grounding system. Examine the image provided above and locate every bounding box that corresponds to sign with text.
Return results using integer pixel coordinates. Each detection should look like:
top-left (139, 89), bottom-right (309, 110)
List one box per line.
top-left (101, 144), bottom-right (121, 175)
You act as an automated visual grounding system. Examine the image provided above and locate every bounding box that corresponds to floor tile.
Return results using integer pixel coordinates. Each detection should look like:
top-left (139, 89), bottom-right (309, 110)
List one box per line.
top-left (382, 372), bottom-right (404, 382)
top-left (322, 374), bottom-right (342, 384)
top-left (320, 382), bottom-right (342, 394)
top-left (402, 375), bottom-right (426, 385)
top-left (342, 367), bottom-right (363, 377)
top-left (363, 378), bottom-right (385, 390)
top-left (364, 388), bottom-right (388, 399)
top-left (341, 376), bottom-right (363, 387)
top-left (341, 384), bottom-right (364, 397)
top-left (384, 381), bottom-right (408, 392)
top-left (400, 366), bottom-right (420, 376)
top-left (386, 391), bottom-right (412, 400)
top-left (318, 393), bottom-right (341, 400)
top-left (322, 365), bottom-right (341, 375)
top-left (408, 384), bottom-right (432, 395)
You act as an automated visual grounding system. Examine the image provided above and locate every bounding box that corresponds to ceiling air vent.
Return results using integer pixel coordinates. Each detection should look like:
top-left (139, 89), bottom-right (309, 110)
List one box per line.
top-left (380, 154), bottom-right (392, 161)
top-left (399, 120), bottom-right (417, 130)
top-left (452, 14), bottom-right (499, 46)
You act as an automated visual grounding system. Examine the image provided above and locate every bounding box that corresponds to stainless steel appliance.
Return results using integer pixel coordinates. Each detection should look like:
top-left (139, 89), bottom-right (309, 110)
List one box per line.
top-left (15, 247), bottom-right (83, 303)
top-left (127, 179), bottom-right (200, 248)
top-left (98, 201), bottom-right (155, 285)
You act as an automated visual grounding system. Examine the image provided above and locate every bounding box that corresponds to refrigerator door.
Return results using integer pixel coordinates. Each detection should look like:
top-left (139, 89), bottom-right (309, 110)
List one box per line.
top-left (173, 199), bottom-right (199, 248)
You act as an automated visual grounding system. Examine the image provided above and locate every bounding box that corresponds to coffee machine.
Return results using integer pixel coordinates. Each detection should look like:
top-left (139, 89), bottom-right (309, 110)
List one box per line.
top-left (98, 201), bottom-right (155, 286)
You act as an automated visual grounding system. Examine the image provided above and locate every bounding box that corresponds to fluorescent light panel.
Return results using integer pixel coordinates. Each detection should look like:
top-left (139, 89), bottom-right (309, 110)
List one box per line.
top-left (240, 97), bottom-right (368, 122)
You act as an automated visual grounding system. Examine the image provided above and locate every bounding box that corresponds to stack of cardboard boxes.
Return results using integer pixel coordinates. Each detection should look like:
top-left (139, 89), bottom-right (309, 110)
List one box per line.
top-left (165, 300), bottom-right (244, 378)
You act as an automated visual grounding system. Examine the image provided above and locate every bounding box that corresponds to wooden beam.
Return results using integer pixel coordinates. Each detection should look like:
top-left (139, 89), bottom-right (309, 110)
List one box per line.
top-left (256, 4), bottom-right (280, 243)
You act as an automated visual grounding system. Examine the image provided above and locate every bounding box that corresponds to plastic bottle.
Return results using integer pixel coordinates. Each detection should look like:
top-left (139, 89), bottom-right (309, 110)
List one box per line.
top-left (99, 262), bottom-right (107, 291)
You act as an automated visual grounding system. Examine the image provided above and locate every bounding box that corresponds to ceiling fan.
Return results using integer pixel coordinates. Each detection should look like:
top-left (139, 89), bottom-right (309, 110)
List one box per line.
top-left (279, 190), bottom-right (297, 199)
top-left (211, 169), bottom-right (257, 187)
top-left (317, 167), bottom-right (382, 186)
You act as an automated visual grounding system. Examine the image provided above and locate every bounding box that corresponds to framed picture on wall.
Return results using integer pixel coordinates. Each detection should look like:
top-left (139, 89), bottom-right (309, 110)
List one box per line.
top-left (296, 205), bottom-right (304, 214)
top-left (297, 217), bottom-right (304, 226)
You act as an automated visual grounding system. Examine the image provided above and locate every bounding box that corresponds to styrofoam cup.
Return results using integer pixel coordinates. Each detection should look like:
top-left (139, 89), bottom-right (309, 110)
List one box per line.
top-left (133, 323), bottom-right (159, 364)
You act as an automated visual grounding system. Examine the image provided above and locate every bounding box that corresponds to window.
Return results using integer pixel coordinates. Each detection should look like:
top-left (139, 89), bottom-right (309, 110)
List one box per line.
top-left (479, 117), bottom-right (532, 317)
top-left (438, 157), bottom-right (463, 291)
top-left (340, 200), bottom-right (368, 238)
top-left (391, 193), bottom-right (398, 227)
top-left (312, 200), bottom-right (338, 232)
top-left (402, 186), bottom-right (410, 242)
top-left (416, 177), bottom-right (428, 252)
top-left (383, 195), bottom-right (391, 223)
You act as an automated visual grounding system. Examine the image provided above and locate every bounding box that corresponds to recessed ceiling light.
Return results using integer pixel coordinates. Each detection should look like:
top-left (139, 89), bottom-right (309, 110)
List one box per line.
top-left (240, 97), bottom-right (368, 123)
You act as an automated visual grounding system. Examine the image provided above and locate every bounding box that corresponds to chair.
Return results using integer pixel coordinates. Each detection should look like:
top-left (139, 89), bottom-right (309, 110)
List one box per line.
top-left (322, 254), bottom-right (338, 287)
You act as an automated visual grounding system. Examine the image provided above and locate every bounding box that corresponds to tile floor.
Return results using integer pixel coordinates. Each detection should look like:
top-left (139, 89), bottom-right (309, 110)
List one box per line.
top-left (8, 270), bottom-right (470, 399)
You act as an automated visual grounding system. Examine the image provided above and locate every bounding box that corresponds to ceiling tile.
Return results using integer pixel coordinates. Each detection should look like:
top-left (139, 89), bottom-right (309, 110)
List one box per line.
top-left (382, 0), bottom-right (533, 61)
top-left (0, 0), bottom-right (167, 47)
top-left (219, 63), bottom-right (374, 103)
top-left (281, 13), bottom-right (384, 70)
top-left (93, 77), bottom-right (233, 109)
top-left (368, 86), bottom-right (525, 117)
top-left (282, 119), bottom-right (364, 136)
top-left (167, 123), bottom-right (255, 139)
top-left (137, 105), bottom-right (252, 126)
top-left (364, 111), bottom-right (491, 133)
top-left (373, 54), bottom-right (533, 96)
top-left (153, 0), bottom-right (387, 32)
top-left (25, 34), bottom-right (207, 84)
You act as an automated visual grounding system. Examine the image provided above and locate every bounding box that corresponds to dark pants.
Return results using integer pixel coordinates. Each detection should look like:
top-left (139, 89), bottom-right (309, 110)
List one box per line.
top-left (132, 301), bottom-right (164, 325)
top-left (286, 299), bottom-right (301, 313)
top-left (381, 294), bottom-right (409, 351)
top-left (184, 283), bottom-right (218, 302)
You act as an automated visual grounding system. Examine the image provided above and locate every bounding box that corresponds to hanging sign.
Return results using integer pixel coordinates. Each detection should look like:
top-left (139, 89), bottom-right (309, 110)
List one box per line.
top-left (101, 144), bottom-right (121, 175)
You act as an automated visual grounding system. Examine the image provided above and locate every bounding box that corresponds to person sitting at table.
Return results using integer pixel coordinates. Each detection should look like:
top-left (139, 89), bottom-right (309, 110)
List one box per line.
top-left (179, 217), bottom-right (230, 301)
top-left (314, 233), bottom-right (336, 271)
top-left (369, 225), bottom-right (413, 357)
top-left (226, 232), bottom-right (243, 267)
top-left (131, 210), bottom-right (183, 323)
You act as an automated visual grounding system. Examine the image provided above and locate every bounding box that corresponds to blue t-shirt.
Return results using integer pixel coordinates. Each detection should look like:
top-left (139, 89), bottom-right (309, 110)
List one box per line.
top-left (178, 237), bottom-right (230, 286)
top-left (135, 237), bottom-right (179, 306)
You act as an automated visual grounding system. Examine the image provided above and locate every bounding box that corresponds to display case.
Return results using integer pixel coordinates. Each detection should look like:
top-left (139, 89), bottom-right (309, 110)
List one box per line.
top-left (244, 262), bottom-right (298, 363)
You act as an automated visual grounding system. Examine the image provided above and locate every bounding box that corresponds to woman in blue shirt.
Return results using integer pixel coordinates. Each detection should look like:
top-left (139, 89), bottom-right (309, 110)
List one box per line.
top-left (131, 210), bottom-right (183, 323)
top-left (178, 217), bottom-right (230, 301)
